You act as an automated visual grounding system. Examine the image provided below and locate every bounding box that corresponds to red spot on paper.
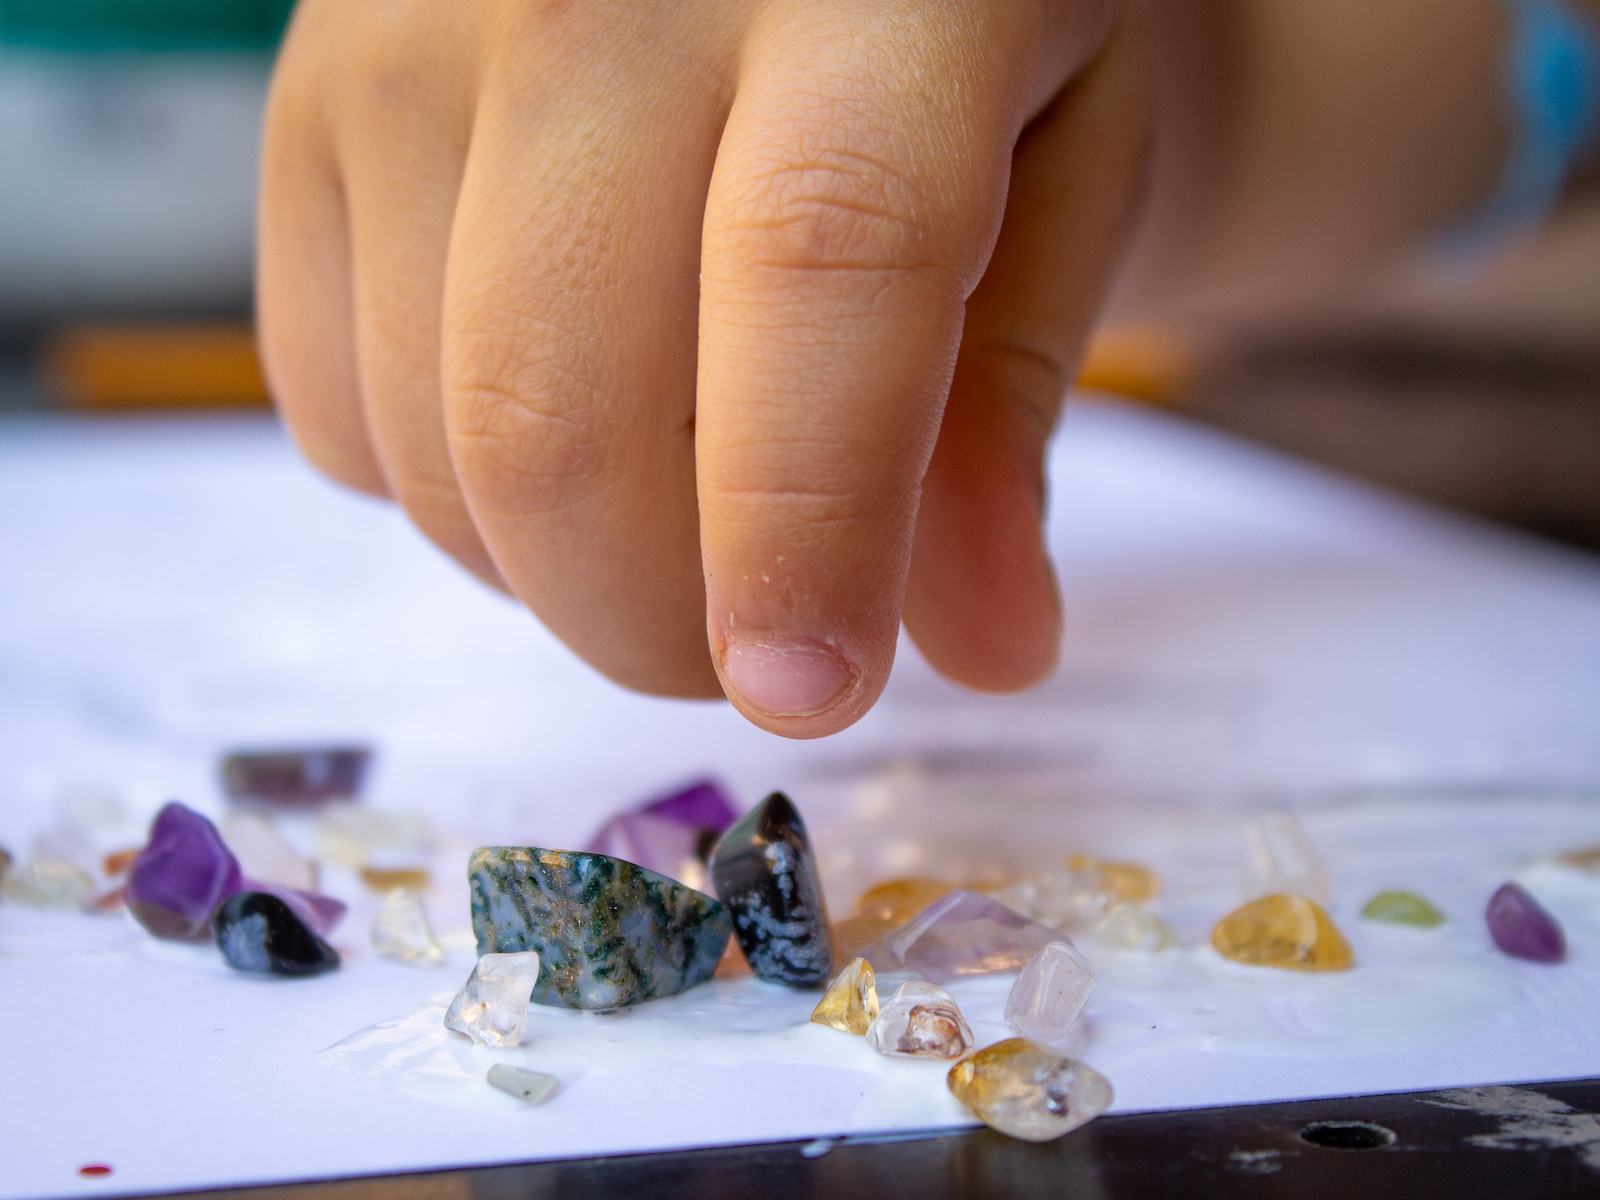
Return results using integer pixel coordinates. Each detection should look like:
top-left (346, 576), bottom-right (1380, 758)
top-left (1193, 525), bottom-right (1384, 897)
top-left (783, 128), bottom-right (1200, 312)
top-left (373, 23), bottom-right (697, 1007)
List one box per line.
top-left (77, 1166), bottom-right (113, 1178)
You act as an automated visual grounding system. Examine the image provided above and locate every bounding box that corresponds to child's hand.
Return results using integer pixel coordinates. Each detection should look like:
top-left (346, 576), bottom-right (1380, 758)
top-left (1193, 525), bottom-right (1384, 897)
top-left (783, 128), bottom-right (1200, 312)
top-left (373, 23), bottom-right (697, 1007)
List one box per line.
top-left (258, 0), bottom-right (1150, 737)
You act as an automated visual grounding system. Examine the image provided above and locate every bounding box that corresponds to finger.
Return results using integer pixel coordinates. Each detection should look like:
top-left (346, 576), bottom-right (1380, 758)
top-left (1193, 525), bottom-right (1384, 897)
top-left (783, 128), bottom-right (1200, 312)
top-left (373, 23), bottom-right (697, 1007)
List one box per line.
top-left (441, 13), bottom-right (739, 696)
top-left (905, 10), bottom-right (1153, 691)
top-left (256, 6), bottom-right (387, 498)
top-left (335, 12), bottom-right (507, 590)
top-left (695, 2), bottom-right (1041, 737)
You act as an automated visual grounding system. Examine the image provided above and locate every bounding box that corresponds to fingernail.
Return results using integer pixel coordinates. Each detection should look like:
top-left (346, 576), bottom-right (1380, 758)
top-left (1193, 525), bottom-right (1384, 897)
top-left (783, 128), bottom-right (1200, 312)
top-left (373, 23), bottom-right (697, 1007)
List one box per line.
top-left (721, 639), bottom-right (856, 718)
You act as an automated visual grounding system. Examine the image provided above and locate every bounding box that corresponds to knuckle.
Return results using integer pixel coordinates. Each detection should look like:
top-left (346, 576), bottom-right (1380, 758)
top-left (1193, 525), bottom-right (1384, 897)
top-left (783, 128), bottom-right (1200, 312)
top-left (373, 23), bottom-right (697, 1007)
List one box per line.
top-left (964, 340), bottom-right (1068, 439)
top-left (443, 323), bottom-right (612, 519)
top-left (710, 137), bottom-right (946, 279)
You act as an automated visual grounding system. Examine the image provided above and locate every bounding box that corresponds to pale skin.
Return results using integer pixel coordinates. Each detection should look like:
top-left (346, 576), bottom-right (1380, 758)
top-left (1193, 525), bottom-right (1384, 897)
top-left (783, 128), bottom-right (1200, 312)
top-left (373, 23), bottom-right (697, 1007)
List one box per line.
top-left (258, 0), bottom-right (1566, 738)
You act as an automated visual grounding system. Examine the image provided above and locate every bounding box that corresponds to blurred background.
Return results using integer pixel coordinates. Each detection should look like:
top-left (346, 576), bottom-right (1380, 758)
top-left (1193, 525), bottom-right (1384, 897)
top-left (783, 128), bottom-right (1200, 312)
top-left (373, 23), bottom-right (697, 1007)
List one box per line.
top-left (2, 1), bottom-right (1598, 550)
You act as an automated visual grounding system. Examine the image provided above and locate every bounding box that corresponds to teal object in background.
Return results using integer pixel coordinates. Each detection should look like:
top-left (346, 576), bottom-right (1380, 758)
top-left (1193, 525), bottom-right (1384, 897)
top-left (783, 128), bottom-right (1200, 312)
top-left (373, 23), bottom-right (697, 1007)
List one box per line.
top-left (0, 0), bottom-right (293, 52)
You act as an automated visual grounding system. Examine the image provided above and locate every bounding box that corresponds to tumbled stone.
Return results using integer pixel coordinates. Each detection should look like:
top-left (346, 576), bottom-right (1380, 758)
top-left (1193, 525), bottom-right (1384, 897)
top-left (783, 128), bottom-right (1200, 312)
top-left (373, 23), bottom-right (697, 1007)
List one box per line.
top-left (1212, 893), bottom-right (1353, 971)
top-left (213, 890), bottom-right (340, 977)
top-left (446, 951), bottom-right (541, 1046)
top-left (1242, 813), bottom-right (1329, 902)
top-left (586, 812), bottom-right (708, 887)
top-left (1557, 846), bottom-right (1600, 874)
top-left (710, 791), bottom-right (834, 987)
top-left (832, 913), bottom-right (898, 963)
top-left (486, 1064), bottom-right (559, 1105)
top-left (854, 878), bottom-right (956, 924)
top-left (1486, 882), bottom-right (1565, 963)
top-left (470, 847), bottom-right (732, 1009)
top-left (1361, 890), bottom-right (1445, 928)
top-left (1066, 855), bottom-right (1160, 904)
top-left (222, 815), bottom-right (316, 891)
top-left (986, 868), bottom-right (1114, 934)
top-left (810, 957), bottom-right (879, 1035)
top-left (866, 979), bottom-right (973, 1059)
top-left (639, 778), bottom-right (738, 834)
top-left (1094, 901), bottom-right (1179, 952)
top-left (127, 803), bottom-right (243, 942)
top-left (361, 866), bottom-right (430, 892)
top-left (947, 1038), bottom-right (1114, 1142)
top-left (372, 887), bottom-right (443, 966)
top-left (1005, 941), bottom-right (1096, 1045)
top-left (714, 935), bottom-right (754, 979)
top-left (31, 821), bottom-right (101, 880)
top-left (315, 807), bottom-right (430, 869)
top-left (860, 890), bottom-right (1059, 983)
top-left (2, 860), bottom-right (95, 909)
top-left (221, 747), bottom-right (371, 809)
top-left (101, 849), bottom-right (139, 878)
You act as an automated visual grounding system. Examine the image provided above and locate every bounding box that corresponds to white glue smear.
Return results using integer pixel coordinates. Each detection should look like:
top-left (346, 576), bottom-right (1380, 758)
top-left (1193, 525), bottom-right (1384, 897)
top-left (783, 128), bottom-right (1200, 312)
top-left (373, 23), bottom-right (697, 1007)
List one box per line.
top-left (1429, 1086), bottom-right (1600, 1170)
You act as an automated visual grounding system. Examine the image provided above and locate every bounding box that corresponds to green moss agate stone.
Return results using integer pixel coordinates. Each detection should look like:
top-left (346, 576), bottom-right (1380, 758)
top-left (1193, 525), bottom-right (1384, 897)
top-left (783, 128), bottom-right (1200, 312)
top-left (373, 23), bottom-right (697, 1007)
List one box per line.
top-left (1361, 890), bottom-right (1445, 928)
top-left (469, 847), bottom-right (733, 1009)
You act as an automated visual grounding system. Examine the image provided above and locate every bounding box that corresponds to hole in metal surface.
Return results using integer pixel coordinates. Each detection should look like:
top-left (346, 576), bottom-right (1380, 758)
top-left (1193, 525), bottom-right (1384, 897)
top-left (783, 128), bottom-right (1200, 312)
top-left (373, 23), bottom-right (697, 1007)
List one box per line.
top-left (1298, 1121), bottom-right (1396, 1150)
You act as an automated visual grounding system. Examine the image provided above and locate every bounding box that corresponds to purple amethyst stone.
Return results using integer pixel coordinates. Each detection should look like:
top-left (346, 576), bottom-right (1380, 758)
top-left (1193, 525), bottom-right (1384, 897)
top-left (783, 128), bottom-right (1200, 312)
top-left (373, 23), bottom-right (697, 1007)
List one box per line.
top-left (1486, 882), bottom-right (1566, 963)
top-left (639, 780), bottom-right (737, 835)
top-left (127, 803), bottom-right (243, 942)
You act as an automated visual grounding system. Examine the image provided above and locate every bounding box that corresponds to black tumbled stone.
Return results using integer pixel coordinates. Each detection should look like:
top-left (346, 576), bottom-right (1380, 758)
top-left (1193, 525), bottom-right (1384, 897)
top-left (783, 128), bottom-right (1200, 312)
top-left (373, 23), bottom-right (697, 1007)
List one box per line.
top-left (212, 890), bottom-right (340, 977)
top-left (710, 791), bottom-right (834, 987)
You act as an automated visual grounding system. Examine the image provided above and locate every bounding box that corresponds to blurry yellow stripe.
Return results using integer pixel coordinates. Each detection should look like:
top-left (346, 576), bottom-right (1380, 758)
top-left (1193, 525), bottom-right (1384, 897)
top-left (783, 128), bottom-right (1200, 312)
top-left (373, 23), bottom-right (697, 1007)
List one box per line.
top-left (41, 323), bottom-right (270, 410)
top-left (1076, 324), bottom-right (1198, 406)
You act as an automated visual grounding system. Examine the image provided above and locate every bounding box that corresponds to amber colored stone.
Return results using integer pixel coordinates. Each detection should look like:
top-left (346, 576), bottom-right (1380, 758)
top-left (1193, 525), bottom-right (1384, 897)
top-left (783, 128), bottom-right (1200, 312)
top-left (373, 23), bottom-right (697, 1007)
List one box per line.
top-left (1557, 846), bottom-right (1600, 874)
top-left (102, 849), bottom-right (139, 878)
top-left (947, 1037), bottom-right (1113, 1142)
top-left (810, 957), bottom-right (879, 1035)
top-left (90, 886), bottom-right (127, 914)
top-left (1065, 856), bottom-right (1159, 904)
top-left (854, 878), bottom-right (956, 924)
top-left (714, 935), bottom-right (753, 980)
top-left (831, 913), bottom-right (899, 964)
top-left (360, 866), bottom-right (431, 892)
top-left (1212, 894), bottom-right (1353, 971)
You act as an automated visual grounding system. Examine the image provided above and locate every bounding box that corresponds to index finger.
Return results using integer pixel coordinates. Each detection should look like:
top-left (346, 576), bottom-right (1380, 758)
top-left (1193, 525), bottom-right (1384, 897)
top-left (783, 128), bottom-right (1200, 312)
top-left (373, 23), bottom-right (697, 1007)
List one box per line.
top-left (696, 2), bottom-right (1039, 736)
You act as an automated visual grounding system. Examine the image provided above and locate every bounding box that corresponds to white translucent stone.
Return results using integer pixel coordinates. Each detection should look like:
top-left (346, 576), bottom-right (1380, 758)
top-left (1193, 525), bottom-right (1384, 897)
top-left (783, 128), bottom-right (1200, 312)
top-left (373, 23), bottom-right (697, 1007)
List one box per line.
top-left (865, 979), bottom-right (973, 1059)
top-left (988, 868), bottom-right (1112, 933)
top-left (315, 807), bottom-right (430, 869)
top-left (372, 887), bottom-right (444, 966)
top-left (445, 951), bottom-right (541, 1047)
top-left (486, 1064), bottom-right (559, 1105)
top-left (1243, 812), bottom-right (1329, 902)
top-left (2, 860), bottom-right (95, 909)
top-left (1004, 941), bottom-right (1096, 1045)
top-left (30, 823), bottom-right (101, 880)
top-left (1094, 902), bottom-right (1179, 953)
top-left (223, 815), bottom-right (317, 891)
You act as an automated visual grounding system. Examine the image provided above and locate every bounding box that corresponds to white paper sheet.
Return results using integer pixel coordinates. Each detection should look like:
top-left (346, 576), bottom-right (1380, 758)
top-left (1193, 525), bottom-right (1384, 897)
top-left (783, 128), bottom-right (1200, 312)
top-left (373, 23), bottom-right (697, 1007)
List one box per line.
top-left (4, 396), bottom-right (1600, 1200)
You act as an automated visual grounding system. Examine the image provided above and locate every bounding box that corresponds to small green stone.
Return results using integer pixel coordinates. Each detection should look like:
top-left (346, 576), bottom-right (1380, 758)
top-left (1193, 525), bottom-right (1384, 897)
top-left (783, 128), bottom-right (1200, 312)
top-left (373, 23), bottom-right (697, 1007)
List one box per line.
top-left (1361, 890), bottom-right (1445, 929)
top-left (469, 846), bottom-right (732, 1010)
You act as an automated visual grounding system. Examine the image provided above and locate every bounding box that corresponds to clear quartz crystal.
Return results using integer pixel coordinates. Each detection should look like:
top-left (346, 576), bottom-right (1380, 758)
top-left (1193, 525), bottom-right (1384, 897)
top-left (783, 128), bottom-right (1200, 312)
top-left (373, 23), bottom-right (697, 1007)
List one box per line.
top-left (444, 951), bottom-right (541, 1047)
top-left (2, 860), bottom-right (95, 908)
top-left (486, 1064), bottom-right (559, 1105)
top-left (947, 1038), bottom-right (1114, 1142)
top-left (222, 815), bottom-right (316, 891)
top-left (1094, 902), bottom-right (1179, 952)
top-left (866, 979), bottom-right (974, 1060)
top-left (1004, 941), bottom-right (1096, 1045)
top-left (372, 887), bottom-right (443, 966)
top-left (1242, 812), bottom-right (1329, 902)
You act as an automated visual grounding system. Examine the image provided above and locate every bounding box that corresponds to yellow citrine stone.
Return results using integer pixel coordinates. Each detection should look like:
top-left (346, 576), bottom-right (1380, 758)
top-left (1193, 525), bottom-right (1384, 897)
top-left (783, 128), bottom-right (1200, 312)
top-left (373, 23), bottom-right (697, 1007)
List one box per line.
top-left (1211, 893), bottom-right (1354, 971)
top-left (855, 878), bottom-right (957, 924)
top-left (947, 1037), bottom-right (1114, 1142)
top-left (1066, 855), bottom-right (1160, 904)
top-left (810, 956), bottom-right (880, 1035)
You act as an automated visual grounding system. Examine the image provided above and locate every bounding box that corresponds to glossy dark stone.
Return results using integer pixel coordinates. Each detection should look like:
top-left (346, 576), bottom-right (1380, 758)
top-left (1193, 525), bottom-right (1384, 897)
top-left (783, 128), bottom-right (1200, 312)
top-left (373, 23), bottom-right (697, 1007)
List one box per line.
top-left (220, 747), bottom-right (371, 809)
top-left (1486, 882), bottom-right (1566, 963)
top-left (126, 803), bottom-right (243, 942)
top-left (470, 847), bottom-right (733, 1009)
top-left (212, 890), bottom-right (340, 977)
top-left (710, 791), bottom-right (834, 987)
